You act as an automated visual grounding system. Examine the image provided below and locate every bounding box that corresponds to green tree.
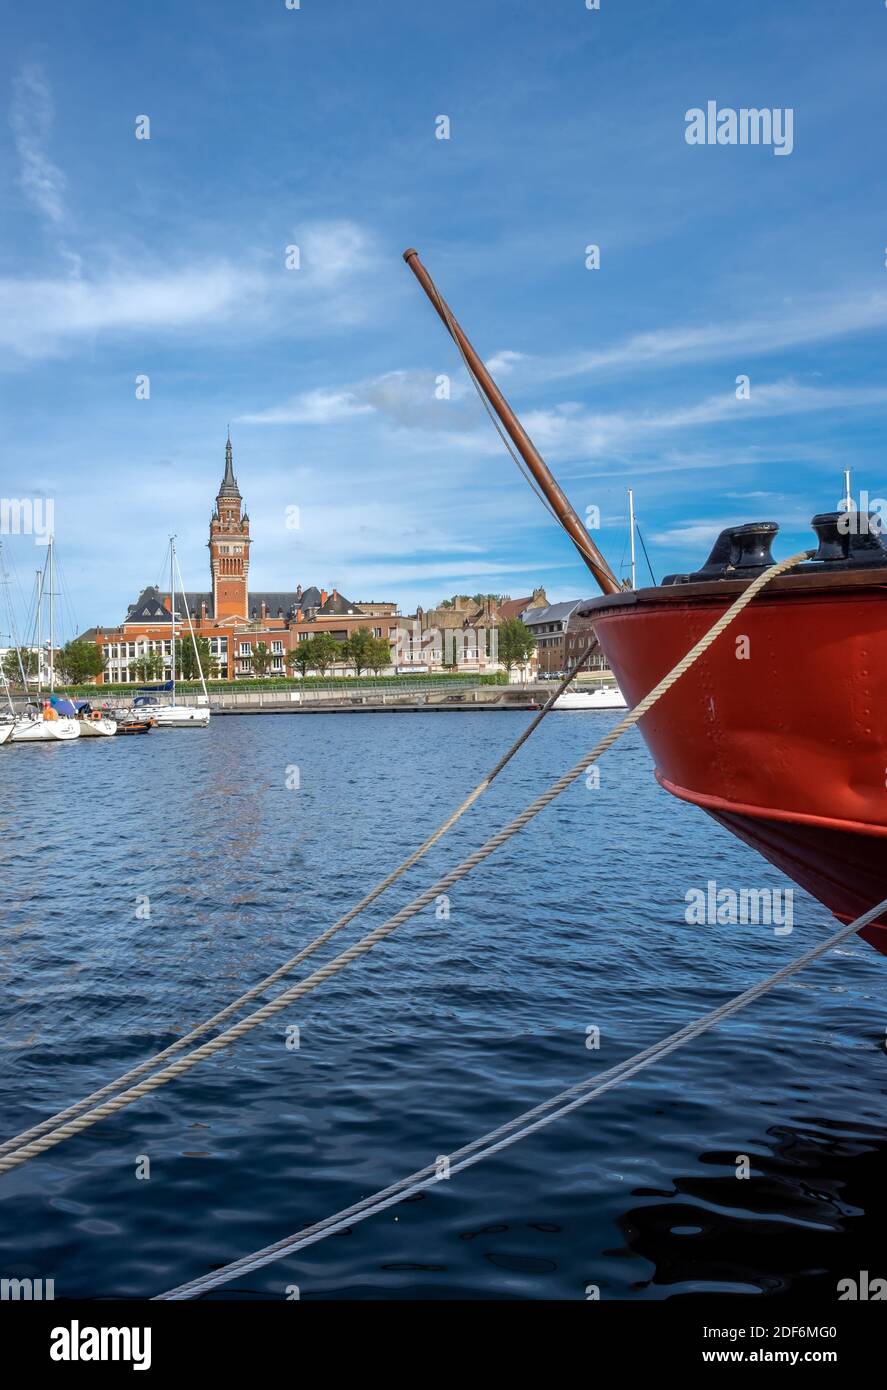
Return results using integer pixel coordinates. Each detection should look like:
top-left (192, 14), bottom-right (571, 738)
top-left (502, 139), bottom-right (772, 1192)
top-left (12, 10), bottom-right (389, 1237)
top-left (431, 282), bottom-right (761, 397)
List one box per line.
top-left (343, 626), bottom-right (374, 676)
top-left (310, 631), bottom-right (340, 676)
top-left (175, 635), bottom-right (212, 681)
top-left (129, 649), bottom-right (165, 683)
top-left (497, 617), bottom-right (535, 672)
top-left (368, 635), bottom-right (391, 674)
top-left (2, 647), bottom-right (39, 687)
top-left (56, 640), bottom-right (106, 684)
top-left (250, 641), bottom-right (274, 678)
top-left (286, 641), bottom-right (314, 678)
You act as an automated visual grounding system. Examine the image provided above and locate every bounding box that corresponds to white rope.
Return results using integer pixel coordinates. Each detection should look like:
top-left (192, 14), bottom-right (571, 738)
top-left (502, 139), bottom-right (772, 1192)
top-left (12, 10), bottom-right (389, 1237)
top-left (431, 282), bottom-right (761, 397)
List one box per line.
top-left (155, 894), bottom-right (887, 1299)
top-left (0, 650), bottom-right (592, 1166)
top-left (0, 552), bottom-right (806, 1177)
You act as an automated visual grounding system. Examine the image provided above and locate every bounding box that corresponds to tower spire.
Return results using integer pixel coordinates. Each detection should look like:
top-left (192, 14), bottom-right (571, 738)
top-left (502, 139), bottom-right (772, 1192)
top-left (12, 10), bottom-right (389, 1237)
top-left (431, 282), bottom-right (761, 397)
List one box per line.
top-left (210, 430), bottom-right (250, 618)
top-left (219, 431), bottom-right (241, 500)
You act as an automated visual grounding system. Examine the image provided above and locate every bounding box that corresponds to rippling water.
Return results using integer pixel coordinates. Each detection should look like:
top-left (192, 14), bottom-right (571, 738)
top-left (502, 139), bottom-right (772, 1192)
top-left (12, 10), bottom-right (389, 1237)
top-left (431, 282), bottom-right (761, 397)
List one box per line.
top-left (0, 711), bottom-right (884, 1300)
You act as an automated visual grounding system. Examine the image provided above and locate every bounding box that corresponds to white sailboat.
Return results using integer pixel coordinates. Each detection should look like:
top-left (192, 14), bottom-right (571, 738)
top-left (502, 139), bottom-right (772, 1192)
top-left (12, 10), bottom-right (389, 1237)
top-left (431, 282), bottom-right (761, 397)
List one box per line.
top-left (121, 537), bottom-right (210, 729)
top-left (9, 539), bottom-right (80, 744)
top-left (553, 685), bottom-right (627, 711)
top-left (77, 709), bottom-right (117, 737)
top-left (10, 710), bottom-right (81, 742)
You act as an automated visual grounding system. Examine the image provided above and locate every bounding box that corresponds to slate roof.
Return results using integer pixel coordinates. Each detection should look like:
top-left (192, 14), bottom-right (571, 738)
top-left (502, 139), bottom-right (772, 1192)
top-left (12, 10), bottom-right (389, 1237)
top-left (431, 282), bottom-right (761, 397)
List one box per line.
top-left (125, 586), bottom-right (172, 622)
top-left (123, 583), bottom-right (340, 625)
top-left (317, 590), bottom-right (364, 616)
top-left (520, 600), bottom-right (582, 629)
top-left (182, 592), bottom-right (213, 619)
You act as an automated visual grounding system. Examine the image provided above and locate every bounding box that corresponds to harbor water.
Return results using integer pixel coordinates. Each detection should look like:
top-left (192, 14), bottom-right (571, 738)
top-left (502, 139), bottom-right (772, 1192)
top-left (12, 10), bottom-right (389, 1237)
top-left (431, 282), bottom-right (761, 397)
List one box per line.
top-left (0, 712), bottom-right (884, 1300)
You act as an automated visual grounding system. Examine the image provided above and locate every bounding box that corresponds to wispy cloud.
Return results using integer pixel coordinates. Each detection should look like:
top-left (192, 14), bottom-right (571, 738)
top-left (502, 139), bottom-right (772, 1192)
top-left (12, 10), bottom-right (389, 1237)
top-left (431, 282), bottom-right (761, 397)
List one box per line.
top-left (0, 219), bottom-right (379, 361)
top-left (239, 387), bottom-right (376, 426)
top-left (0, 263), bottom-right (264, 359)
top-left (239, 368), bottom-right (478, 431)
top-left (538, 292), bottom-right (887, 382)
top-left (9, 63), bottom-right (66, 227)
top-left (242, 366), bottom-right (887, 475)
top-left (518, 379), bottom-right (887, 461)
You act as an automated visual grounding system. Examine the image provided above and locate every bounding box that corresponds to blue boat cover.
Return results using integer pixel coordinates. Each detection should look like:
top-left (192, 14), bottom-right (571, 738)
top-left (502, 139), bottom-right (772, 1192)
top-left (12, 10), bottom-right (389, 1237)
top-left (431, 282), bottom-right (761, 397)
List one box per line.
top-left (49, 696), bottom-right (78, 715)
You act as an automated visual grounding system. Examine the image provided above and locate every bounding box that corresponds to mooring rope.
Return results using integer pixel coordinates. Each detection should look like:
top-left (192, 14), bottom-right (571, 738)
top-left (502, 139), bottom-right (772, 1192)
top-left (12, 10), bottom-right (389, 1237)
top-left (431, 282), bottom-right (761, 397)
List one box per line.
top-left (0, 649), bottom-right (592, 1164)
top-left (155, 893), bottom-right (887, 1299)
top-left (0, 551), bottom-right (807, 1176)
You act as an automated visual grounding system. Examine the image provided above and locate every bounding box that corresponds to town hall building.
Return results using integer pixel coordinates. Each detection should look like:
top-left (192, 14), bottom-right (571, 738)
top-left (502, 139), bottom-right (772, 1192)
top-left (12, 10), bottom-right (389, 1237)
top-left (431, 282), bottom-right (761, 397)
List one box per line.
top-left (87, 438), bottom-right (400, 681)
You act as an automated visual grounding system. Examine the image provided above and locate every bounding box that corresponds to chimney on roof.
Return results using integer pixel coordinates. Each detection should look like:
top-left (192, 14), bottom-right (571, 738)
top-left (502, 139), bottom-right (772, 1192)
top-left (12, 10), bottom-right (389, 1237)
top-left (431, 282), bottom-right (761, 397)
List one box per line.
top-left (320, 588), bottom-right (328, 606)
top-left (201, 600), bottom-right (207, 620)
top-left (261, 600), bottom-right (267, 619)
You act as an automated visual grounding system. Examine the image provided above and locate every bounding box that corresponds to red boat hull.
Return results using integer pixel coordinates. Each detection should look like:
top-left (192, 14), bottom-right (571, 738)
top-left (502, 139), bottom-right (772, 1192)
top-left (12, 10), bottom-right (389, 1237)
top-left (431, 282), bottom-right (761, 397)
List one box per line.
top-left (587, 572), bottom-right (887, 957)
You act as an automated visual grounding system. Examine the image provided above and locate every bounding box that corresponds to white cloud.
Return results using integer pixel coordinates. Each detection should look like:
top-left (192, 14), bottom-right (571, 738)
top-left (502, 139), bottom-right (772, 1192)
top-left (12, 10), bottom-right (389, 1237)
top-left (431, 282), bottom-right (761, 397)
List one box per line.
top-left (9, 63), bottom-right (66, 227)
top-left (239, 388), bottom-right (376, 426)
top-left (652, 521), bottom-right (738, 548)
top-left (240, 368), bottom-right (483, 433)
top-left (0, 218), bottom-right (379, 361)
top-left (297, 220), bottom-right (375, 282)
top-left (484, 349), bottom-right (524, 376)
top-left (0, 264), bottom-right (264, 359)
top-left (545, 292), bottom-right (887, 381)
top-left (518, 379), bottom-right (887, 462)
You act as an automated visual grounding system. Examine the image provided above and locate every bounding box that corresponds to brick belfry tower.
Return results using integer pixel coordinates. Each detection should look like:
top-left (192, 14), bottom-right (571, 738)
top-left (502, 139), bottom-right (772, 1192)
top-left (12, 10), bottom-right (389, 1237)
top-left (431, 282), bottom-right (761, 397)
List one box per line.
top-left (209, 433), bottom-right (251, 618)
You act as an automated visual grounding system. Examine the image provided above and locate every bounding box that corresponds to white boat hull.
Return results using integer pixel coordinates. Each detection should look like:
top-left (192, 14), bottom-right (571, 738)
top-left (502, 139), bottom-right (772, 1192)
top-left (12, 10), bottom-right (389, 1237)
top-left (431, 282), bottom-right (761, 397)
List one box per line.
top-left (0, 723), bottom-right (13, 746)
top-left (77, 717), bottom-right (117, 737)
top-left (553, 687), bottom-right (627, 711)
top-left (10, 716), bottom-right (81, 742)
top-left (130, 705), bottom-right (210, 728)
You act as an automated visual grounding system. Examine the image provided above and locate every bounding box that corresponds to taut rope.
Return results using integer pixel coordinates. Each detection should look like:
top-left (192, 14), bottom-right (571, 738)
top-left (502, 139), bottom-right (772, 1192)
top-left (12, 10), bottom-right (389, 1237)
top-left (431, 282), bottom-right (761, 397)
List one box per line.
top-left (0, 552), bottom-right (807, 1176)
top-left (0, 648), bottom-right (592, 1162)
top-left (155, 893), bottom-right (887, 1300)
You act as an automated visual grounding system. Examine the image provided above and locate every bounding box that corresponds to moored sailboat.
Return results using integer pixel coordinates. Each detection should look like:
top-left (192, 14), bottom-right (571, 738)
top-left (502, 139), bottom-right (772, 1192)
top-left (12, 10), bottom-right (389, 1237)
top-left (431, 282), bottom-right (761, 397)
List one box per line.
top-left (10, 705), bottom-right (80, 743)
top-left (72, 702), bottom-right (117, 737)
top-left (552, 685), bottom-right (627, 711)
top-left (118, 537), bottom-right (211, 729)
top-left (7, 540), bottom-right (80, 744)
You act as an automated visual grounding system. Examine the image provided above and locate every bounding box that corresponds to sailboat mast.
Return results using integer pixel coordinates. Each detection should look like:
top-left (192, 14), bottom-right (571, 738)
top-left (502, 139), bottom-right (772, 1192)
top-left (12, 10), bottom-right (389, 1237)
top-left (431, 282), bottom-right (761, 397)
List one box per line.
top-left (1, 545), bottom-right (30, 691)
top-left (628, 488), bottom-right (637, 591)
top-left (170, 536), bottom-right (177, 706)
top-left (48, 538), bottom-right (55, 694)
top-left (402, 249), bottom-right (620, 597)
top-left (35, 567), bottom-right (43, 694)
top-left (174, 548), bottom-right (210, 703)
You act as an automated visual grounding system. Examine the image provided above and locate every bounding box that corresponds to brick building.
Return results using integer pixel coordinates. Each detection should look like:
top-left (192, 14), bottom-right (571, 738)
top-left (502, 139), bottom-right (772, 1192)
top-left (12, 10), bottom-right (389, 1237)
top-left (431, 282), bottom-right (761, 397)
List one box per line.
top-left (520, 599), bottom-right (606, 675)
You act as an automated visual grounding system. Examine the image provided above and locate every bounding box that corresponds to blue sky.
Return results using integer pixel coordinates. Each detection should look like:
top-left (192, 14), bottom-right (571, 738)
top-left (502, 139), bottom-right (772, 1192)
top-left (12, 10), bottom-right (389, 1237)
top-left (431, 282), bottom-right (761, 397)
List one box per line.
top-left (1, 0), bottom-right (886, 639)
